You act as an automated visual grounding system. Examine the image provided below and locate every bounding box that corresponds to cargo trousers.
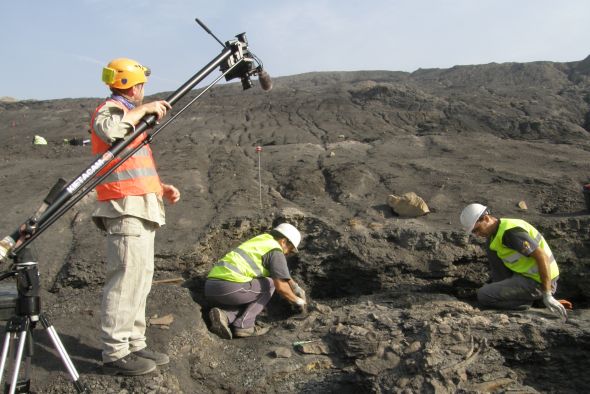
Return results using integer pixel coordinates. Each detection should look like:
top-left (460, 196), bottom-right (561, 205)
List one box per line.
top-left (205, 278), bottom-right (275, 329)
top-left (100, 216), bottom-right (156, 363)
top-left (477, 254), bottom-right (557, 310)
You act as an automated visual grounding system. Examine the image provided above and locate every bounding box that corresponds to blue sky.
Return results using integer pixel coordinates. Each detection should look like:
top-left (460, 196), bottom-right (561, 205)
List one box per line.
top-left (2, 0), bottom-right (589, 100)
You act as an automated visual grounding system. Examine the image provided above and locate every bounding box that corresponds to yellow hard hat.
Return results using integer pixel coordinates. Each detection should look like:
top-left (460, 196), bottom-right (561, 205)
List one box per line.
top-left (102, 58), bottom-right (150, 89)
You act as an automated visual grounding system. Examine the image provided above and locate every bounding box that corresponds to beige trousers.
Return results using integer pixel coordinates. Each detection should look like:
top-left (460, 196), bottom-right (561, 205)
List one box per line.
top-left (100, 216), bottom-right (156, 363)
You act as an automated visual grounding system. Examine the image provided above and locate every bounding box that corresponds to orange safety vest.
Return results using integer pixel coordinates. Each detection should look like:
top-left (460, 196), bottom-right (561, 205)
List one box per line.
top-left (90, 99), bottom-right (162, 201)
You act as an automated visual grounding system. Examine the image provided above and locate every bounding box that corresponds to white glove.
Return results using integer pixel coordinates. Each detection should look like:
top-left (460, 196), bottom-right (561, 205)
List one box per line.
top-left (542, 291), bottom-right (567, 322)
top-left (292, 283), bottom-right (306, 299)
top-left (294, 297), bottom-right (307, 307)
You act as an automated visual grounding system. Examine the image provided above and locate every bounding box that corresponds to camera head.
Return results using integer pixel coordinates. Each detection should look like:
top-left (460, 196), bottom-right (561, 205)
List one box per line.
top-left (195, 19), bottom-right (271, 92)
top-left (219, 33), bottom-right (263, 90)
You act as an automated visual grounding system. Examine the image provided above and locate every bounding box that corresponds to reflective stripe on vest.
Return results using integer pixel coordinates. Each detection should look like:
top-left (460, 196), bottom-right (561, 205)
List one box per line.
top-left (489, 218), bottom-right (559, 283)
top-left (90, 99), bottom-right (162, 201)
top-left (207, 234), bottom-right (280, 283)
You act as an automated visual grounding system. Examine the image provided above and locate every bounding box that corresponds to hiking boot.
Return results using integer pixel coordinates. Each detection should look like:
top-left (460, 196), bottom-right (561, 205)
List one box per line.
top-left (133, 348), bottom-right (170, 365)
top-left (103, 353), bottom-right (156, 376)
top-left (233, 325), bottom-right (270, 338)
top-left (209, 307), bottom-right (232, 339)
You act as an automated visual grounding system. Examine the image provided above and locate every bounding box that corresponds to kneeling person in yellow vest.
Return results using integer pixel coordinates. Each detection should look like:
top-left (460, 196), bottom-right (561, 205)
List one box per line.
top-left (460, 203), bottom-right (567, 322)
top-left (205, 223), bottom-right (306, 339)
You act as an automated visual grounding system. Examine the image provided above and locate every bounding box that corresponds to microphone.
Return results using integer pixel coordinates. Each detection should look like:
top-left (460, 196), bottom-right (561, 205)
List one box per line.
top-left (258, 70), bottom-right (273, 91)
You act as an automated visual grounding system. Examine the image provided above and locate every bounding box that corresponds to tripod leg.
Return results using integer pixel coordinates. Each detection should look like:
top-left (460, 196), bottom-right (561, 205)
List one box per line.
top-left (39, 315), bottom-right (88, 393)
top-left (0, 317), bottom-right (33, 394)
top-left (9, 328), bottom-right (28, 394)
top-left (0, 331), bottom-right (12, 386)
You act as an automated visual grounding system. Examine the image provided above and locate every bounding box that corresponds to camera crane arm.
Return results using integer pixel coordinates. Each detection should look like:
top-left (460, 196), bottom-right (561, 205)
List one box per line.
top-left (0, 28), bottom-right (264, 263)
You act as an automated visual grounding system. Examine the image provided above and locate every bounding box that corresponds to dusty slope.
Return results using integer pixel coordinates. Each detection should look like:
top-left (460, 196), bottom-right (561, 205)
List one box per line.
top-left (0, 56), bottom-right (589, 393)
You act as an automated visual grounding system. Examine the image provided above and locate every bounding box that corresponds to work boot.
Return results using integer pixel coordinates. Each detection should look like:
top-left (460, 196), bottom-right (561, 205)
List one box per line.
top-left (133, 348), bottom-right (170, 365)
top-left (233, 325), bottom-right (270, 338)
top-left (209, 307), bottom-right (232, 339)
top-left (103, 353), bottom-right (156, 376)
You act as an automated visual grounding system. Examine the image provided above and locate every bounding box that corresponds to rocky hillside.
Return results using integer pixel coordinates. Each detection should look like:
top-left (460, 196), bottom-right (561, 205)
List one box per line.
top-left (0, 55), bottom-right (589, 393)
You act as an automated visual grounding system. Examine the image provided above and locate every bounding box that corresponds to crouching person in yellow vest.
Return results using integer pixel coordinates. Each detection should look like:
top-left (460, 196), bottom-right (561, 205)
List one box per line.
top-left (460, 203), bottom-right (567, 322)
top-left (205, 223), bottom-right (306, 339)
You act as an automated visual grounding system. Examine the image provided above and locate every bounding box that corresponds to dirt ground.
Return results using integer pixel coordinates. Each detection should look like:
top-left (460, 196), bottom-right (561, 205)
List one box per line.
top-left (0, 55), bottom-right (589, 393)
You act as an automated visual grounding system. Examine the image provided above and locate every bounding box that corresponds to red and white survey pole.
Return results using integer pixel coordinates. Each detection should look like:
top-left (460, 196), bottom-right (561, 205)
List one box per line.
top-left (256, 146), bottom-right (263, 209)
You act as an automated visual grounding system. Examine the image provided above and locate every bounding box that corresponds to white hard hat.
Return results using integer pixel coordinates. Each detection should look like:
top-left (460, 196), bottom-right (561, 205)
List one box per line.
top-left (273, 223), bottom-right (301, 251)
top-left (460, 203), bottom-right (488, 233)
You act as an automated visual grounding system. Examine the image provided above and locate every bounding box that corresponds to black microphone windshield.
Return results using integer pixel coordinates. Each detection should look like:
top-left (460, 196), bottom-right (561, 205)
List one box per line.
top-left (258, 70), bottom-right (273, 91)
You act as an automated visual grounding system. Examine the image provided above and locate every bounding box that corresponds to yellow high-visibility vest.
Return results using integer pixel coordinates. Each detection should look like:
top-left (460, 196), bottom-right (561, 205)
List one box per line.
top-left (207, 234), bottom-right (281, 283)
top-left (489, 218), bottom-right (559, 283)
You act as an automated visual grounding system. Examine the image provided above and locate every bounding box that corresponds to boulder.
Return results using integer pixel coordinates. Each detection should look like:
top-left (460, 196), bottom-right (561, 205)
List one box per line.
top-left (387, 192), bottom-right (430, 217)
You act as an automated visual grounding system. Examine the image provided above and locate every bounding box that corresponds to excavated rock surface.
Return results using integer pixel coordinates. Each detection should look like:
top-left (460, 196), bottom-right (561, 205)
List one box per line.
top-left (0, 55), bottom-right (589, 393)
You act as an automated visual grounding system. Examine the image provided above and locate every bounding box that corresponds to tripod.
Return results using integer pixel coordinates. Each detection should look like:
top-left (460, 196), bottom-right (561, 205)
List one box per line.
top-left (0, 249), bottom-right (88, 393)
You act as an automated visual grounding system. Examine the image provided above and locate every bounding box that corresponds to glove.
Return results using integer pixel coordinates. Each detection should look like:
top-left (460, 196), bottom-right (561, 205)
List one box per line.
top-left (292, 283), bottom-right (306, 299)
top-left (542, 291), bottom-right (567, 322)
top-left (294, 297), bottom-right (307, 313)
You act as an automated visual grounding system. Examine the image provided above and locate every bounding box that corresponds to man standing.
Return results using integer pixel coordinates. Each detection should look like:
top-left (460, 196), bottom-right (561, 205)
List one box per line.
top-left (91, 58), bottom-right (180, 375)
top-left (459, 203), bottom-right (567, 321)
top-left (205, 223), bottom-right (307, 339)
